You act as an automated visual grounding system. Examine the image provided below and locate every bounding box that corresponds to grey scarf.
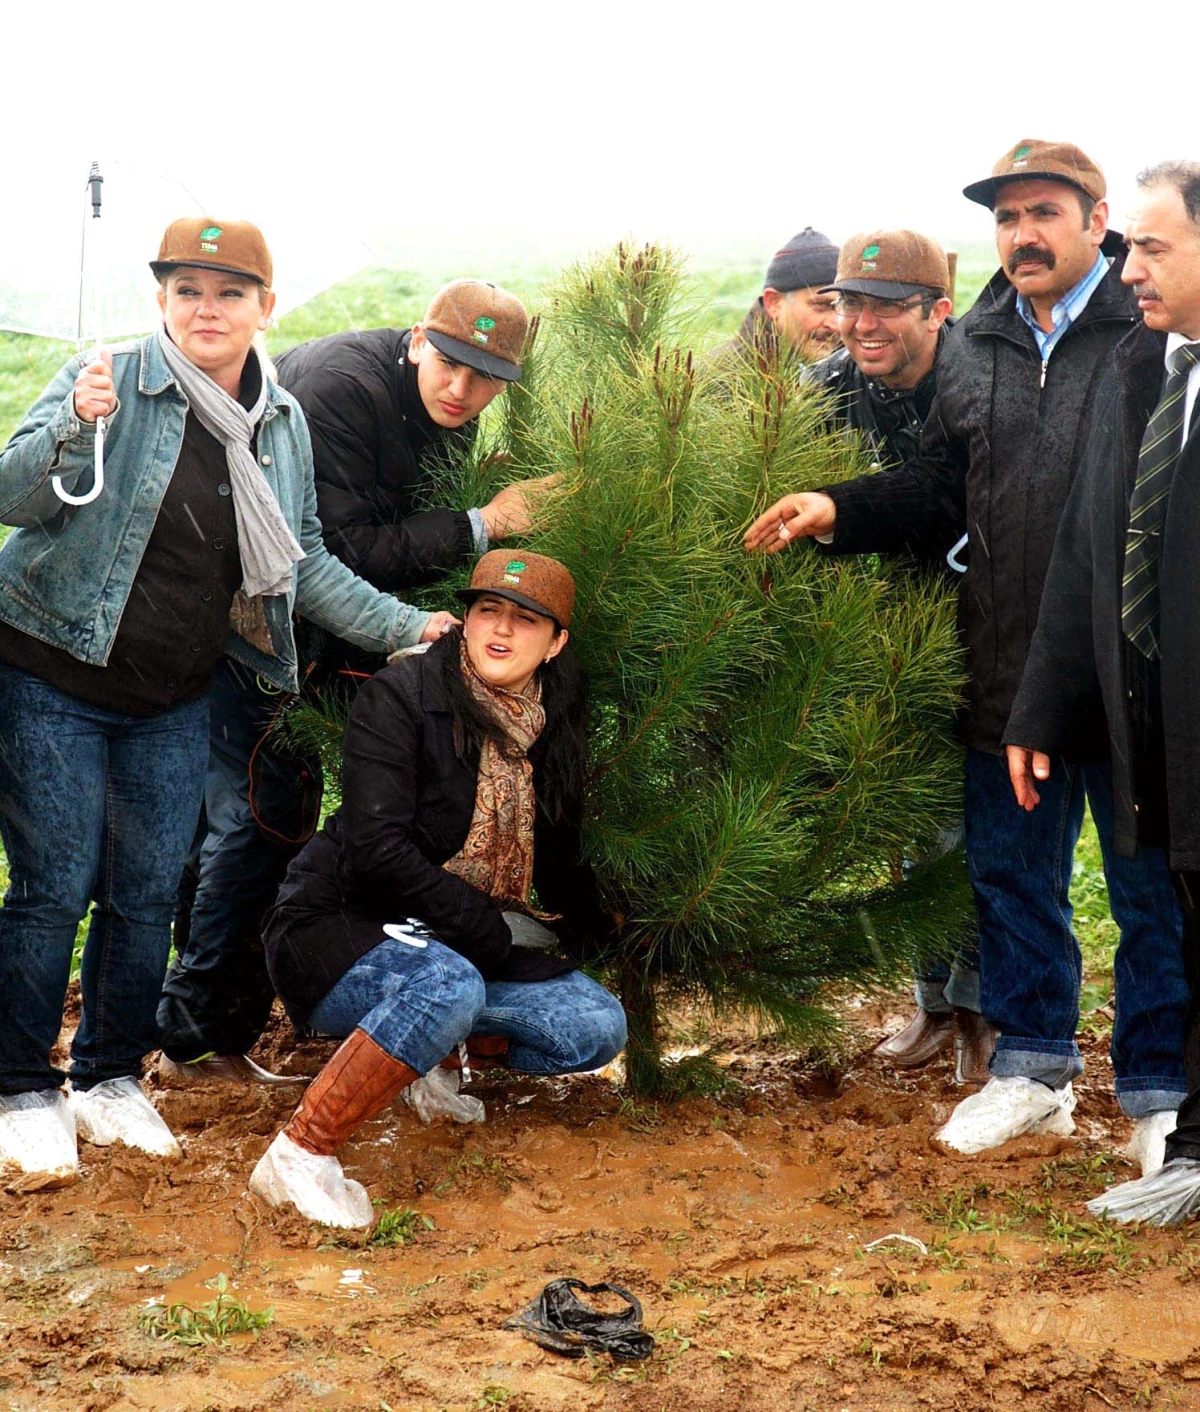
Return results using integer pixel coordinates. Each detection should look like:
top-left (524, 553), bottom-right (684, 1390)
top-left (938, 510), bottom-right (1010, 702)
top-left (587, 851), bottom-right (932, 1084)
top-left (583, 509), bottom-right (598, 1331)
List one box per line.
top-left (157, 329), bottom-right (305, 597)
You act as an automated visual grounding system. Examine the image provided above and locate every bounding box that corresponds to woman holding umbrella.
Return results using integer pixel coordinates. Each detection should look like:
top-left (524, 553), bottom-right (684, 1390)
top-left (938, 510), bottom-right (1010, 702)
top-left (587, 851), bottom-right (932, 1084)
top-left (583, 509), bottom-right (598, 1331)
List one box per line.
top-left (250, 551), bottom-right (627, 1227)
top-left (0, 217), bottom-right (455, 1190)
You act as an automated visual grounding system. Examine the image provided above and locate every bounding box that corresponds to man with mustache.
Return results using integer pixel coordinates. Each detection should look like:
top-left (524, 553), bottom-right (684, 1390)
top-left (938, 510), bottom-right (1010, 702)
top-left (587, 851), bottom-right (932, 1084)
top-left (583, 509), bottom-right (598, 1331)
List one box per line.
top-left (746, 141), bottom-right (1187, 1167)
top-left (1006, 163), bottom-right (1200, 1222)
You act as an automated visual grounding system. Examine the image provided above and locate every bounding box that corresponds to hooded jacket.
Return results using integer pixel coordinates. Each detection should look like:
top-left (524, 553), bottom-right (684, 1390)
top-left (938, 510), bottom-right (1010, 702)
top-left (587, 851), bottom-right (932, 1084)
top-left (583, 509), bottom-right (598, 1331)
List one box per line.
top-left (821, 232), bottom-right (1136, 754)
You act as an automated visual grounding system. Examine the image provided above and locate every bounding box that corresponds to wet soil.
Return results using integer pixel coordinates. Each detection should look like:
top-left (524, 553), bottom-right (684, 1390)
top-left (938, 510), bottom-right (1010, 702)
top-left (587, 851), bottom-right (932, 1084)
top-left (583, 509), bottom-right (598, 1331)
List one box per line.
top-left (4, 996), bottom-right (1200, 1411)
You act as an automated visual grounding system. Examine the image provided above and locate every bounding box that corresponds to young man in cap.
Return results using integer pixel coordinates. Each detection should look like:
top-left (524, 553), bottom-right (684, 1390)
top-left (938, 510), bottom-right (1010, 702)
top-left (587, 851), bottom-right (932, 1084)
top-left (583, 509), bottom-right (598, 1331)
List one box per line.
top-left (803, 229), bottom-right (991, 1081)
top-left (747, 141), bottom-right (1187, 1167)
top-left (1006, 162), bottom-right (1200, 1222)
top-left (158, 280), bottom-right (555, 1084)
top-left (715, 227), bottom-right (841, 366)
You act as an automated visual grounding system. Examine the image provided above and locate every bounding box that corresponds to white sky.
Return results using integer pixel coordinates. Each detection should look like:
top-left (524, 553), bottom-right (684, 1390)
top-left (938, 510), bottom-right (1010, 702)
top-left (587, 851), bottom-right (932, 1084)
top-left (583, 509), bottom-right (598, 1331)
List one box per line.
top-left (3, 0), bottom-right (1198, 320)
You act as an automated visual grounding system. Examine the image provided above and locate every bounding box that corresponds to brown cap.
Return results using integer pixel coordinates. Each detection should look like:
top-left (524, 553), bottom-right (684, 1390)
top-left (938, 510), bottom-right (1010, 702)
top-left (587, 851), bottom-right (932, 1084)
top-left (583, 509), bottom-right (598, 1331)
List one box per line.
top-left (963, 139), bottom-right (1106, 209)
top-left (821, 230), bottom-right (950, 299)
top-left (455, 550), bottom-right (575, 628)
top-left (422, 280), bottom-right (528, 382)
top-left (150, 217), bottom-right (273, 286)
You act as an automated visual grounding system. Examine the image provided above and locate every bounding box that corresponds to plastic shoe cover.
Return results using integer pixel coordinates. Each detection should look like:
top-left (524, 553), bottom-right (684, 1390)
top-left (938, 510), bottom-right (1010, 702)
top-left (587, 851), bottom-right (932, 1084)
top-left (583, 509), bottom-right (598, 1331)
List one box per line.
top-left (68, 1077), bottom-right (181, 1158)
top-left (1087, 1158), bottom-right (1200, 1226)
top-left (0, 1091), bottom-right (79, 1191)
top-left (1123, 1109), bottom-right (1178, 1177)
top-left (249, 1131), bottom-right (374, 1228)
top-left (402, 1066), bottom-right (486, 1125)
top-left (936, 1076), bottom-right (1076, 1155)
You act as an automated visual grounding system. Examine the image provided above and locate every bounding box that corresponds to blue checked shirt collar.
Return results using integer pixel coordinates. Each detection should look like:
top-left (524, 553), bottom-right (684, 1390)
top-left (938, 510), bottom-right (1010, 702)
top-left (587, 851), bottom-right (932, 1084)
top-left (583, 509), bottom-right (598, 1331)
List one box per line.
top-left (1016, 250), bottom-right (1110, 359)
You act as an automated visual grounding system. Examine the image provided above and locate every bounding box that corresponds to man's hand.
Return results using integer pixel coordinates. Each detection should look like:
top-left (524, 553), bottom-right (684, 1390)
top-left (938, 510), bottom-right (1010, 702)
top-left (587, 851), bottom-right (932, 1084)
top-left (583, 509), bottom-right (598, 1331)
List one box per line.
top-left (419, 611), bottom-right (460, 643)
top-left (480, 473), bottom-right (562, 541)
top-left (73, 350), bottom-right (116, 424)
top-left (1006, 744), bottom-right (1051, 811)
top-left (744, 492), bottom-right (837, 554)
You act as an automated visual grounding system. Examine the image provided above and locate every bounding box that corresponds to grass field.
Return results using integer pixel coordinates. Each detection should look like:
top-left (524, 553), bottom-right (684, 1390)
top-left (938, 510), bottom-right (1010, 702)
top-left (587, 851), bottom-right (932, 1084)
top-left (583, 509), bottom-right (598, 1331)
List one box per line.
top-left (0, 239), bottom-right (1116, 1002)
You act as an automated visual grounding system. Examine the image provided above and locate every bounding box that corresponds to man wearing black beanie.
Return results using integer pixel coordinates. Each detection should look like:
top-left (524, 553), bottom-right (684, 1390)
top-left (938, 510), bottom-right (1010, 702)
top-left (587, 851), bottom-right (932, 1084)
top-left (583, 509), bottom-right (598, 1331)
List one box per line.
top-left (718, 227), bottom-right (841, 364)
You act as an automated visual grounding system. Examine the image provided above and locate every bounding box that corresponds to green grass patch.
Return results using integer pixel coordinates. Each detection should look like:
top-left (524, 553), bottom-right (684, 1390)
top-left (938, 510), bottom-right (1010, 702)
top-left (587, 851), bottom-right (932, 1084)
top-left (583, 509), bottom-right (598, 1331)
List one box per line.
top-left (368, 1205), bottom-right (435, 1248)
top-left (137, 1273), bottom-right (272, 1346)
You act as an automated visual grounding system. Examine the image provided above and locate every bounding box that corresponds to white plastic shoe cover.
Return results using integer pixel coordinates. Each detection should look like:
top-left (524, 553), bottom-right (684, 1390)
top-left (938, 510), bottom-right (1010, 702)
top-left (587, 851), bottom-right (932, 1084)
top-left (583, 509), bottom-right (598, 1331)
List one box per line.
top-left (1123, 1109), bottom-right (1178, 1177)
top-left (249, 1131), bottom-right (375, 1228)
top-left (68, 1077), bottom-right (181, 1158)
top-left (402, 1066), bottom-right (486, 1125)
top-left (0, 1090), bottom-right (79, 1189)
top-left (1087, 1158), bottom-right (1200, 1226)
top-left (936, 1076), bottom-right (1076, 1155)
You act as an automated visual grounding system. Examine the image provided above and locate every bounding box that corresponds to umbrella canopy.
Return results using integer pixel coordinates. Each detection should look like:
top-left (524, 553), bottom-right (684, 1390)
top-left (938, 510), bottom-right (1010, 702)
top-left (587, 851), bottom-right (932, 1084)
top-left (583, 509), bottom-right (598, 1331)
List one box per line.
top-left (0, 159), bottom-right (371, 344)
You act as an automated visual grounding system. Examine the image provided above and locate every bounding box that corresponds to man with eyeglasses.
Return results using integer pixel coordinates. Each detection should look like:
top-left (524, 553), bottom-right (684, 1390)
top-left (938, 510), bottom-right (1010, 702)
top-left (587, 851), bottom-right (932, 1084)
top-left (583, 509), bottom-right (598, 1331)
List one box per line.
top-left (747, 141), bottom-right (1187, 1170)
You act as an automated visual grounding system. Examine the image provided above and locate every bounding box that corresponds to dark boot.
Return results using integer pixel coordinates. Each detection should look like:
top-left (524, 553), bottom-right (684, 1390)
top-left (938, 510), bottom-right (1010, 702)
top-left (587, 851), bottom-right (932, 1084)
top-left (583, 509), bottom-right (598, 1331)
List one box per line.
top-left (952, 1009), bottom-right (997, 1086)
top-left (158, 1053), bottom-right (306, 1088)
top-left (285, 1029), bottom-right (419, 1156)
top-left (439, 1035), bottom-right (511, 1072)
top-left (874, 1008), bottom-right (954, 1066)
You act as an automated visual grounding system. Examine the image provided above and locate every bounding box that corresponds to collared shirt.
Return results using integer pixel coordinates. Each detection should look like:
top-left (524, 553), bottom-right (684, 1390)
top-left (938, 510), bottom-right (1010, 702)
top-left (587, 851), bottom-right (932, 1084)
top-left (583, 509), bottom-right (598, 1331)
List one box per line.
top-left (1165, 331), bottom-right (1200, 438)
top-left (1016, 250), bottom-right (1109, 360)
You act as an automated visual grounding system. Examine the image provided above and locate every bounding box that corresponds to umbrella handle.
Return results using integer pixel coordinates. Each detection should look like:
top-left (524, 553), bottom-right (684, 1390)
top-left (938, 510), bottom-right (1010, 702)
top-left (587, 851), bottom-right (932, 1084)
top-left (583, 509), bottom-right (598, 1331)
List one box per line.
top-left (52, 415), bottom-right (106, 506)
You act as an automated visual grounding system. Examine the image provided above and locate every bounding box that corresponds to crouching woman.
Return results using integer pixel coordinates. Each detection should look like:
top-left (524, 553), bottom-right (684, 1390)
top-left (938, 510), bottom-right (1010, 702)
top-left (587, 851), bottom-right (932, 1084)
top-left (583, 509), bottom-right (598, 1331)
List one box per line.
top-left (251, 551), bottom-right (627, 1226)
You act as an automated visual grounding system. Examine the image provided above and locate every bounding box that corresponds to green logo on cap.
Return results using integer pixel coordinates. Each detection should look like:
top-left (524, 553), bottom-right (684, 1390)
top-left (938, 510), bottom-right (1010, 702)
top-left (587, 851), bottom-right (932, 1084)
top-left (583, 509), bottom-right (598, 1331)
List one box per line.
top-left (505, 560), bottom-right (526, 573)
top-left (199, 226), bottom-right (223, 240)
top-left (861, 244), bottom-right (881, 260)
top-left (1013, 145), bottom-right (1032, 161)
top-left (474, 316), bottom-right (497, 331)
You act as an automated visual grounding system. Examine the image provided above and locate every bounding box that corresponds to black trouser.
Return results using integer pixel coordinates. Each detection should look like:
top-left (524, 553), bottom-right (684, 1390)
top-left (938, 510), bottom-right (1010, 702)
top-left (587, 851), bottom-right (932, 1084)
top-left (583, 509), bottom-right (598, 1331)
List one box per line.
top-left (1165, 870), bottom-right (1200, 1161)
top-left (158, 658), bottom-right (321, 1060)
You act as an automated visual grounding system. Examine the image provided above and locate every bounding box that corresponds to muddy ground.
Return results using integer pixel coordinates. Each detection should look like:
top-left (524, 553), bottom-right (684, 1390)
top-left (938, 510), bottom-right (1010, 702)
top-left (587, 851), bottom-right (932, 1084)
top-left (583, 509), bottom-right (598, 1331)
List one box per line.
top-left (3, 995), bottom-right (1200, 1412)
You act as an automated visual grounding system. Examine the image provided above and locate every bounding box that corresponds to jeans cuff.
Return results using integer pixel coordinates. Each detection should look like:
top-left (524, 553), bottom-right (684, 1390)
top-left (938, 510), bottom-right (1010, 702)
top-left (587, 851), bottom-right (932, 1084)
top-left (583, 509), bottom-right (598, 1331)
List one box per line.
top-left (912, 977), bottom-right (953, 1014)
top-left (991, 1037), bottom-right (1082, 1088)
top-left (944, 964), bottom-right (981, 1013)
top-left (1114, 1081), bottom-right (1188, 1119)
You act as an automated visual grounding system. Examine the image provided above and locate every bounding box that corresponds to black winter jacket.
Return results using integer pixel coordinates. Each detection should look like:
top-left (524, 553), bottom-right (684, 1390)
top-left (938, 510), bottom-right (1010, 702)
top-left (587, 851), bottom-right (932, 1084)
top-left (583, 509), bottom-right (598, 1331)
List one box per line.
top-left (274, 328), bottom-right (476, 593)
top-left (1006, 322), bottom-right (1200, 870)
top-left (262, 645), bottom-right (616, 1024)
top-left (822, 234), bottom-right (1136, 754)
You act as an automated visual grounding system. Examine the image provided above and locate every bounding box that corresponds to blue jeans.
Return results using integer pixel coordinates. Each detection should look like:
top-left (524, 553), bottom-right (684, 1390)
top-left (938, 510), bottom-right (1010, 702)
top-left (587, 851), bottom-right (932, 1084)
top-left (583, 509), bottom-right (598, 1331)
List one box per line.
top-left (966, 748), bottom-right (1187, 1116)
top-left (307, 934), bottom-right (627, 1078)
top-left (0, 665), bottom-right (208, 1093)
top-left (158, 658), bottom-right (320, 1060)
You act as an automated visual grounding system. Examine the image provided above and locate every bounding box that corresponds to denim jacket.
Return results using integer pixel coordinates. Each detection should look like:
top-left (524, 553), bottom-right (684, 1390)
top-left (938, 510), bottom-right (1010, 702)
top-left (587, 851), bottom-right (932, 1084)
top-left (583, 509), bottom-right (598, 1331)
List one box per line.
top-left (0, 335), bottom-right (431, 693)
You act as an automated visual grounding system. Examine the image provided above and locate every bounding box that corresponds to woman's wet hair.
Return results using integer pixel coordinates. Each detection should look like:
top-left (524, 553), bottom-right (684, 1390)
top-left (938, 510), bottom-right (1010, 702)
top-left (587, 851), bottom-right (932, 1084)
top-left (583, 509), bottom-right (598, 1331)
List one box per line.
top-left (431, 628), bottom-right (589, 824)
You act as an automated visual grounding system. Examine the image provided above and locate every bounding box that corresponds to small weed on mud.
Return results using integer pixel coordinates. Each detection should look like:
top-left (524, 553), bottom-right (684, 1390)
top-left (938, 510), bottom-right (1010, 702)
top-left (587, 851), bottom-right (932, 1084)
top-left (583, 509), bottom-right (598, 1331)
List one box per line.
top-left (1037, 1153), bottom-right (1118, 1193)
top-left (369, 1205), bottom-right (435, 1248)
top-left (477, 1385), bottom-right (510, 1406)
top-left (137, 1273), bottom-right (272, 1346)
top-left (918, 1184), bottom-right (1005, 1232)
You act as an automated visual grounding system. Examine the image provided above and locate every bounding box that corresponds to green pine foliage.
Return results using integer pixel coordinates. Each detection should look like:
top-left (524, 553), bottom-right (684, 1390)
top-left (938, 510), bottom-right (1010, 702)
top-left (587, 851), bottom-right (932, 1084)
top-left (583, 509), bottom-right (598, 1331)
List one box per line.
top-left (289, 243), bottom-right (971, 1094)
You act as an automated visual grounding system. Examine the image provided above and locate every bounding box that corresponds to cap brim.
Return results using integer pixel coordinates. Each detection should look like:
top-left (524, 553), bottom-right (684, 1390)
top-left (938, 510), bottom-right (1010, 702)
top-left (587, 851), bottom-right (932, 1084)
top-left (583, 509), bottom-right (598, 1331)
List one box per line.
top-left (150, 258), bottom-right (268, 285)
top-left (820, 279), bottom-right (939, 298)
top-left (962, 172), bottom-right (1095, 209)
top-left (454, 586), bottom-right (559, 623)
top-left (426, 329), bottom-right (521, 382)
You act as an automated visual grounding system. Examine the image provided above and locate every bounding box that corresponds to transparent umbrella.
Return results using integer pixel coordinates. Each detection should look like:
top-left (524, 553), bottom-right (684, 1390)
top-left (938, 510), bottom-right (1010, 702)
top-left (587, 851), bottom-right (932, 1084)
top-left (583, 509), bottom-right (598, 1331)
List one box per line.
top-left (0, 159), bottom-right (370, 504)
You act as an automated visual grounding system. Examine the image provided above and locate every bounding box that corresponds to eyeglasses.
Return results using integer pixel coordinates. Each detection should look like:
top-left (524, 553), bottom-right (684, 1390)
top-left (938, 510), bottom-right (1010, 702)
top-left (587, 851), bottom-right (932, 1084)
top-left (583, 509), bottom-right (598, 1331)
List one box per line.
top-left (832, 295), bottom-right (926, 320)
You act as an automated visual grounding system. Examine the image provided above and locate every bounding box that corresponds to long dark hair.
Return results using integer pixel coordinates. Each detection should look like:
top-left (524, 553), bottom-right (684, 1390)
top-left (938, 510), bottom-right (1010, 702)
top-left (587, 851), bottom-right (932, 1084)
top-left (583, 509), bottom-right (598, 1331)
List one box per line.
top-left (430, 627), bottom-right (589, 825)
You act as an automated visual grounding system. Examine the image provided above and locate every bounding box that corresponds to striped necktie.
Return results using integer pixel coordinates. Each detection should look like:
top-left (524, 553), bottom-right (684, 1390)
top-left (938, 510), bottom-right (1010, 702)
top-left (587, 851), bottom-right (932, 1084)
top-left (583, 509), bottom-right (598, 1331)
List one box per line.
top-left (1122, 342), bottom-right (1200, 659)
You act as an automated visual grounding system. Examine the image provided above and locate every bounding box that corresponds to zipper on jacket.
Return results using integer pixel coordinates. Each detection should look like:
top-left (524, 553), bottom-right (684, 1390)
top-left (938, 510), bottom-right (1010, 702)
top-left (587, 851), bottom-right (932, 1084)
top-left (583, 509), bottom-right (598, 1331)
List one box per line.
top-left (1040, 358), bottom-right (1048, 389)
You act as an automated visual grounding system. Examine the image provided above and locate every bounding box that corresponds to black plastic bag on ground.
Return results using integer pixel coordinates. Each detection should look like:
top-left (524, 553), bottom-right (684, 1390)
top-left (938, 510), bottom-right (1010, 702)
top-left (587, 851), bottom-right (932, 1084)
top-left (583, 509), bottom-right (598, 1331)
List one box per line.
top-left (503, 1278), bottom-right (654, 1360)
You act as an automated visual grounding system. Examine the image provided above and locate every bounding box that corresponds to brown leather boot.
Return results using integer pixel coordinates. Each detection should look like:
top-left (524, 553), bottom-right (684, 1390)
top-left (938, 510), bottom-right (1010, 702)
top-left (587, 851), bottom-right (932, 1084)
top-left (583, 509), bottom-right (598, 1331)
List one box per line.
top-left (873, 1008), bottom-right (954, 1067)
top-left (284, 1029), bottom-right (419, 1157)
top-left (953, 1009), bottom-right (998, 1086)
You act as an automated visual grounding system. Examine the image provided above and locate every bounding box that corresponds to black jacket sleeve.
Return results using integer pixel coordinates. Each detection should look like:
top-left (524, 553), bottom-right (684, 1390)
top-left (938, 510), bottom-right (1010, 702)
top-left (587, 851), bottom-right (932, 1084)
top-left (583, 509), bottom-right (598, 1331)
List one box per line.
top-left (532, 810), bottom-right (620, 963)
top-left (335, 671), bottom-right (513, 974)
top-left (822, 390), bottom-right (969, 559)
top-left (294, 365), bottom-right (475, 590)
top-left (1003, 414), bottom-right (1105, 755)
